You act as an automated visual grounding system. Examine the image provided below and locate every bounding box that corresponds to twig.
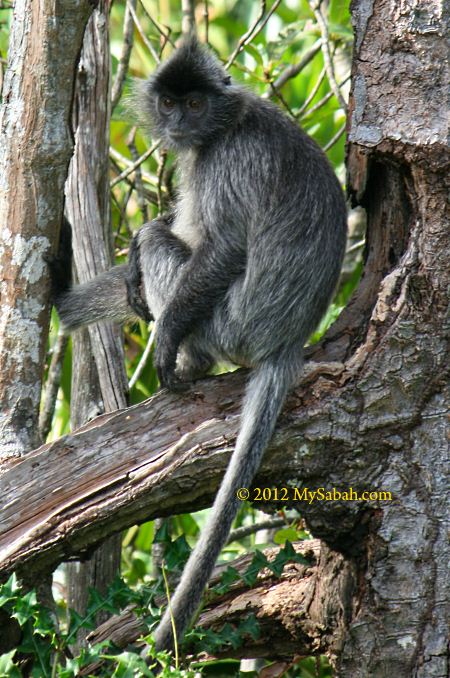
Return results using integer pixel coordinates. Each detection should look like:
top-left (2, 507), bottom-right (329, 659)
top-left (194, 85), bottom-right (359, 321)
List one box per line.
top-left (128, 323), bottom-right (156, 390)
top-left (126, 0), bottom-right (160, 63)
top-left (227, 516), bottom-right (287, 545)
top-left (181, 0), bottom-right (196, 37)
top-left (111, 0), bottom-right (136, 111)
top-left (110, 142), bottom-right (160, 188)
top-left (38, 331), bottom-right (69, 441)
top-left (299, 74), bottom-right (350, 120)
top-left (268, 81), bottom-right (296, 119)
top-left (126, 127), bottom-right (149, 222)
top-left (346, 238), bottom-right (366, 255)
top-left (137, 0), bottom-right (175, 49)
top-left (161, 563), bottom-right (179, 668)
top-left (156, 149), bottom-right (168, 215)
top-left (271, 39), bottom-right (322, 90)
top-left (203, 0), bottom-right (209, 44)
top-left (323, 122), bottom-right (346, 152)
top-left (308, 0), bottom-right (347, 113)
top-left (111, 188), bottom-right (132, 240)
top-left (110, 156), bottom-right (159, 205)
top-left (295, 65), bottom-right (326, 118)
top-left (225, 0), bottom-right (268, 69)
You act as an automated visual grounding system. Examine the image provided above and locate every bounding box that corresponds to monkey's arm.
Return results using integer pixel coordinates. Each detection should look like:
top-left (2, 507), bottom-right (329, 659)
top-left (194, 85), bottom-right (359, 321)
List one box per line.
top-left (155, 236), bottom-right (246, 389)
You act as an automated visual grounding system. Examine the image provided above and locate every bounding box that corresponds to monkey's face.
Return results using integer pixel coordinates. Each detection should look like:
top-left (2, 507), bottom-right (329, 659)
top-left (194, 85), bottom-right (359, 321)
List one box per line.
top-left (155, 91), bottom-right (211, 149)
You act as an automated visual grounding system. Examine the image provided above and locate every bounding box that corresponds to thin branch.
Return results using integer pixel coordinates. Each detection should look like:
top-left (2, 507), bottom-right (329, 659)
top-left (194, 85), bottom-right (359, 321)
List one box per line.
top-left (225, 1), bottom-right (267, 70)
top-left (110, 156), bottom-right (159, 205)
top-left (126, 0), bottom-right (160, 63)
top-left (126, 126), bottom-right (148, 222)
top-left (110, 142), bottom-right (160, 188)
top-left (295, 65), bottom-right (326, 118)
top-left (226, 516), bottom-right (287, 544)
top-left (203, 0), bottom-right (209, 44)
top-left (268, 81), bottom-right (296, 119)
top-left (111, 0), bottom-right (136, 111)
top-left (299, 74), bottom-right (350, 120)
top-left (111, 186), bottom-right (132, 239)
top-left (38, 331), bottom-right (69, 441)
top-left (346, 238), bottom-right (366, 255)
top-left (137, 0), bottom-right (175, 49)
top-left (181, 0), bottom-right (196, 37)
top-left (308, 0), bottom-right (348, 113)
top-left (323, 122), bottom-right (346, 152)
top-left (156, 148), bottom-right (168, 214)
top-left (271, 39), bottom-right (322, 90)
top-left (128, 323), bottom-right (156, 390)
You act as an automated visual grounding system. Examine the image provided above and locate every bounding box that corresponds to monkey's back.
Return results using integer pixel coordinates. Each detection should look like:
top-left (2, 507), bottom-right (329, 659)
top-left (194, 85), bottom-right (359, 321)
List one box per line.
top-left (180, 93), bottom-right (347, 366)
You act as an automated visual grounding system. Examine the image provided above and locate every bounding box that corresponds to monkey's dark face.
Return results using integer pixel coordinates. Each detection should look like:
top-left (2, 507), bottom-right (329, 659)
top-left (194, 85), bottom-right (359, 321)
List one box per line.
top-left (143, 38), bottom-right (244, 150)
top-left (156, 91), bottom-right (211, 148)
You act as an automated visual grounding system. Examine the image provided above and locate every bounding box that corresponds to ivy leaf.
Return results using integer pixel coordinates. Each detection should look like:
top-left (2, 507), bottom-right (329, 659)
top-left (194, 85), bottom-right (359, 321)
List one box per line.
top-left (240, 613), bottom-right (260, 640)
top-left (214, 566), bottom-right (241, 595)
top-left (0, 649), bottom-right (21, 677)
top-left (242, 551), bottom-right (269, 586)
top-left (11, 591), bottom-right (37, 626)
top-left (0, 574), bottom-right (19, 608)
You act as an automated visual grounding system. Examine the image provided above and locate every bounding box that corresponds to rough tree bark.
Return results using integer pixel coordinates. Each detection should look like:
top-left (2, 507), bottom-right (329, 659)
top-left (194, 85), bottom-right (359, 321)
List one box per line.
top-left (63, 0), bottom-right (128, 647)
top-left (337, 2), bottom-right (449, 676)
top-left (0, 0), bottom-right (94, 461)
top-left (0, 0), bottom-right (96, 654)
top-left (0, 0), bottom-right (448, 676)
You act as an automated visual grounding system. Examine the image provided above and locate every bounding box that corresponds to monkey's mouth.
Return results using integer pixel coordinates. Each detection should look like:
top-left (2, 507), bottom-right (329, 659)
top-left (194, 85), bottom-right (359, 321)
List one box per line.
top-left (168, 131), bottom-right (189, 140)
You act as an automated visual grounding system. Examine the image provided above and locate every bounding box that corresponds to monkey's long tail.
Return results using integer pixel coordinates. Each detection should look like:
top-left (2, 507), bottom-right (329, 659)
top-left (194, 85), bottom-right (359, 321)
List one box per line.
top-left (153, 355), bottom-right (302, 653)
top-left (48, 217), bottom-right (137, 332)
top-left (53, 265), bottom-right (135, 331)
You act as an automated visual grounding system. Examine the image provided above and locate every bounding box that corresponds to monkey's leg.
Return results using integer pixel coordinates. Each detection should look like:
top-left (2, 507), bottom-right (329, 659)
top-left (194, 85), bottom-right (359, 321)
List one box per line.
top-left (130, 219), bottom-right (215, 381)
top-left (128, 218), bottom-right (191, 321)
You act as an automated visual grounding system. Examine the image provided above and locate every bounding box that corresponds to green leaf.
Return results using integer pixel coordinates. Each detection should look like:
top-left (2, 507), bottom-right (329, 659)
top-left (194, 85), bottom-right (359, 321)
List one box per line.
top-left (273, 527), bottom-right (302, 544)
top-left (243, 43), bottom-right (264, 67)
top-left (164, 535), bottom-right (191, 571)
top-left (12, 590), bottom-right (37, 625)
top-left (134, 521), bottom-right (155, 551)
top-left (214, 566), bottom-right (241, 595)
top-left (239, 613), bottom-right (260, 640)
top-left (0, 573), bottom-right (19, 607)
top-left (0, 650), bottom-right (20, 678)
top-left (242, 551), bottom-right (269, 586)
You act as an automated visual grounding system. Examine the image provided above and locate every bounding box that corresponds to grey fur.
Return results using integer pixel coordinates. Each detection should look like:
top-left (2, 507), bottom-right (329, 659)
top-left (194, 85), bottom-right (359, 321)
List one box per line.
top-left (55, 265), bottom-right (136, 331)
top-left (52, 38), bottom-right (347, 654)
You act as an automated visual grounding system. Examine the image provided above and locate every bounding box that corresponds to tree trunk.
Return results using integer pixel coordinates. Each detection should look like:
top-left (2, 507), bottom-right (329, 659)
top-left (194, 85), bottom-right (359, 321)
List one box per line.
top-left (337, 1), bottom-right (449, 676)
top-left (63, 0), bottom-right (128, 649)
top-left (0, 0), bottom-right (94, 462)
top-left (0, 0), bottom-right (95, 652)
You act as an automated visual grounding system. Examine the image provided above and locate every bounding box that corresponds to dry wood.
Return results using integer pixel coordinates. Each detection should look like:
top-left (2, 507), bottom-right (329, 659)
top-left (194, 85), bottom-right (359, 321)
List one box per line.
top-left (84, 540), bottom-right (353, 666)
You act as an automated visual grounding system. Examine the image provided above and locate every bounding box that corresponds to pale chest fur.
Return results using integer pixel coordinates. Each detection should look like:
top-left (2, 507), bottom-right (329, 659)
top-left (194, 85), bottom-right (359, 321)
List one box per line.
top-left (171, 150), bottom-right (203, 250)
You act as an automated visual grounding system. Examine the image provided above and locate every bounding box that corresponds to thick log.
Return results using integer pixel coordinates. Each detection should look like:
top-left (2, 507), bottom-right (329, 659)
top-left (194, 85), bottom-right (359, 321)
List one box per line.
top-left (85, 540), bottom-right (354, 665)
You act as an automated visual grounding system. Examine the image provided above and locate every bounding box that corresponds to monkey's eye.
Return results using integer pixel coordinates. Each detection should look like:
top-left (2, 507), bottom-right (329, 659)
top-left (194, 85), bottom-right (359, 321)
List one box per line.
top-left (160, 96), bottom-right (176, 114)
top-left (187, 97), bottom-right (206, 113)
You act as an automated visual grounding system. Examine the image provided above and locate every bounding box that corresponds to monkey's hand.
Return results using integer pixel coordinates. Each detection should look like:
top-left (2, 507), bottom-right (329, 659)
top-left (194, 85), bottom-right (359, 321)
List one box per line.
top-left (154, 314), bottom-right (189, 392)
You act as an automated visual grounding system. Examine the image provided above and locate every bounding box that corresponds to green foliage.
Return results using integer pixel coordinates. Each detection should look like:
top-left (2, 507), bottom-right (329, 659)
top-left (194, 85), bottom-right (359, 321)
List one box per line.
top-left (213, 540), bottom-right (311, 596)
top-left (0, 573), bottom-right (188, 676)
top-left (0, 536), bottom-right (317, 675)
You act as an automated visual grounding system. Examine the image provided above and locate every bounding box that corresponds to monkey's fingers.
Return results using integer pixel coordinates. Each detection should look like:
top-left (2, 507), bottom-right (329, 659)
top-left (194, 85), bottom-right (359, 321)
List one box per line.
top-left (154, 338), bottom-right (189, 392)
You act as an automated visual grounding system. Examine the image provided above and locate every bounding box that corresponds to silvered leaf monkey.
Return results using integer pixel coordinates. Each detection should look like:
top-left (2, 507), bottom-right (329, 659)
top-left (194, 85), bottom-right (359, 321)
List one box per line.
top-left (52, 38), bottom-right (347, 652)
